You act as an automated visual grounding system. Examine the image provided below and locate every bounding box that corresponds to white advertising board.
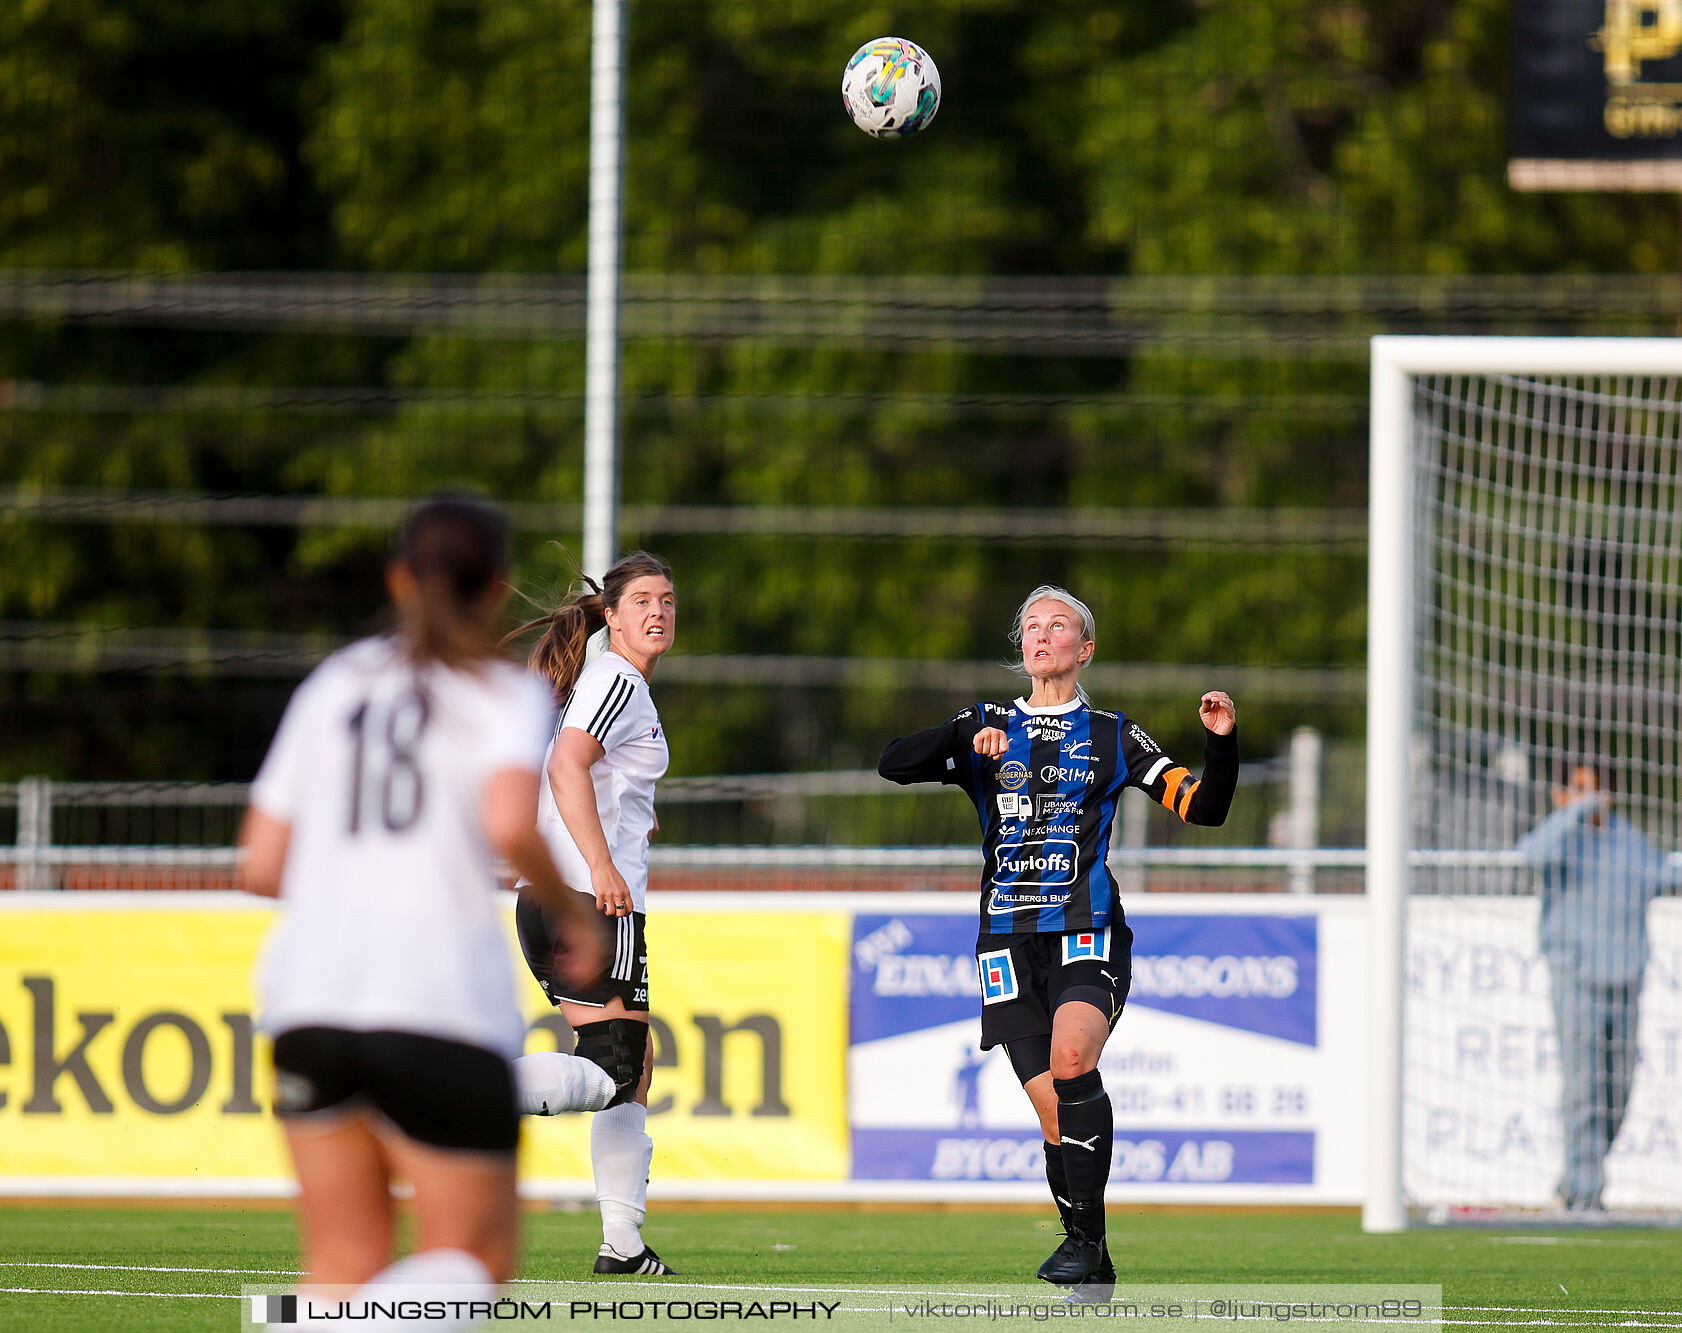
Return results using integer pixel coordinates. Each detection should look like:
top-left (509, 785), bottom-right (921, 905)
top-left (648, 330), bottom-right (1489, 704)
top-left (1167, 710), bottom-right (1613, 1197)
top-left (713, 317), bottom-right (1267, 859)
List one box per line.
top-left (1406, 897), bottom-right (1682, 1210)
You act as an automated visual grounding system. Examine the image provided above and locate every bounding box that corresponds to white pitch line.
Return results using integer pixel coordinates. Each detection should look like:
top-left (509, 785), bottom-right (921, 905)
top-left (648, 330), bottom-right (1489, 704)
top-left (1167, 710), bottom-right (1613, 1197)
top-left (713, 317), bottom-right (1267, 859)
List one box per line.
top-left (0, 1287), bottom-right (236, 1300)
top-left (1425, 1318), bottom-right (1681, 1329)
top-left (1489, 1238), bottom-right (1656, 1248)
top-left (508, 1276), bottom-right (1047, 1299)
top-left (0, 1261), bottom-right (296, 1276)
top-left (1459, 1311), bottom-right (1682, 1317)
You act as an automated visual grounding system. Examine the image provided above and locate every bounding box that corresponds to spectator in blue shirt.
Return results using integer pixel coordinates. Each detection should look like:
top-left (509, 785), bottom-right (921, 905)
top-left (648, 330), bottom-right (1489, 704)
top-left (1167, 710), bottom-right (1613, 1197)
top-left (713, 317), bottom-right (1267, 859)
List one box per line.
top-left (1518, 764), bottom-right (1673, 1212)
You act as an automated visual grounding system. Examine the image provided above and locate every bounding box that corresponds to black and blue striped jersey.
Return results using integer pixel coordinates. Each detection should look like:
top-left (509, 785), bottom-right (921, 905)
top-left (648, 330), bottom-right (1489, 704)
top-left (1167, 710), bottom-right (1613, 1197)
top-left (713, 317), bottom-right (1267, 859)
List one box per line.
top-left (878, 696), bottom-right (1239, 942)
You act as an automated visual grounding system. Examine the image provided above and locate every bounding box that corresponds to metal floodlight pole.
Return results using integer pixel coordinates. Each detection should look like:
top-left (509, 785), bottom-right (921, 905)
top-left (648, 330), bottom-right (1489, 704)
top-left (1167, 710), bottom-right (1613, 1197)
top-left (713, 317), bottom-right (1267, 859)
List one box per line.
top-left (582, 0), bottom-right (627, 588)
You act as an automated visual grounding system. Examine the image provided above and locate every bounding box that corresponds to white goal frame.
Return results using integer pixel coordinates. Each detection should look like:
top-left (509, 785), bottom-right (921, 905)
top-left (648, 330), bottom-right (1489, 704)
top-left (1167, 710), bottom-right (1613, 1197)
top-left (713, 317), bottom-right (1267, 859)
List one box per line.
top-left (1365, 335), bottom-right (1682, 1232)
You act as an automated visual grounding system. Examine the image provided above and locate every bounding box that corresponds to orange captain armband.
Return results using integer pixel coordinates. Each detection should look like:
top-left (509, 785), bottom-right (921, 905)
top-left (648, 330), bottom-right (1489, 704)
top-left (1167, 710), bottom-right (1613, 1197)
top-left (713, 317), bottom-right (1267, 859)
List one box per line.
top-left (1175, 778), bottom-right (1201, 820)
top-left (1159, 766), bottom-right (1190, 814)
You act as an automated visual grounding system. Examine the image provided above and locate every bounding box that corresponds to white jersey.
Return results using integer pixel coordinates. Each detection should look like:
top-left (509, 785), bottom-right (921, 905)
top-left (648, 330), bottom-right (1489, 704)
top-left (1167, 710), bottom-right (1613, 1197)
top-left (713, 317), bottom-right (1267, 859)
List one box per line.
top-left (250, 636), bottom-right (554, 1058)
top-left (533, 650), bottom-right (668, 913)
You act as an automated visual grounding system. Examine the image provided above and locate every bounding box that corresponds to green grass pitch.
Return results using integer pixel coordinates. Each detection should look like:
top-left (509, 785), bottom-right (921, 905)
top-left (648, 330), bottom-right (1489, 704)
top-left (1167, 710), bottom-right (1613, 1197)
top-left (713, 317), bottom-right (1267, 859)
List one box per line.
top-left (1, 1205), bottom-right (1678, 1330)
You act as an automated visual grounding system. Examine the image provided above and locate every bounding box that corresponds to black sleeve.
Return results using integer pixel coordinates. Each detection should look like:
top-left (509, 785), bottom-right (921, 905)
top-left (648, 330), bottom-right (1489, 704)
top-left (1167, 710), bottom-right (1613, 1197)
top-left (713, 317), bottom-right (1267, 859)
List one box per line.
top-left (1182, 728), bottom-right (1239, 827)
top-left (878, 709), bottom-right (978, 787)
top-left (1124, 720), bottom-right (1239, 828)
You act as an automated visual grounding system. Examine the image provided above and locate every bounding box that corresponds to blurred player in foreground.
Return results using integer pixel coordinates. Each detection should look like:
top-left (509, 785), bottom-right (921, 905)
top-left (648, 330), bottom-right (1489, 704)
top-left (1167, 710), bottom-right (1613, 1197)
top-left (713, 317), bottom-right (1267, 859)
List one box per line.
top-left (879, 585), bottom-right (1238, 1292)
top-left (510, 551), bottom-right (680, 1276)
top-left (240, 494), bottom-right (610, 1326)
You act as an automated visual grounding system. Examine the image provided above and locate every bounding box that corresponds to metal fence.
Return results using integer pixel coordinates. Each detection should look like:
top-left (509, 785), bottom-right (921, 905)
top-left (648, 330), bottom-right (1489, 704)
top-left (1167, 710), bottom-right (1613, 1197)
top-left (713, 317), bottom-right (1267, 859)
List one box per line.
top-left (1, 727), bottom-right (1348, 892)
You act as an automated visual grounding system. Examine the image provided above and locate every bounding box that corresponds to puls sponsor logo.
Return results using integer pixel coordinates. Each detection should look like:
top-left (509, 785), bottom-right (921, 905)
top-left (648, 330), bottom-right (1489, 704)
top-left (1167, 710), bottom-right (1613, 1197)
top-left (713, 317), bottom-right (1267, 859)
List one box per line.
top-left (1040, 764), bottom-right (1091, 784)
top-left (1133, 954), bottom-right (1299, 999)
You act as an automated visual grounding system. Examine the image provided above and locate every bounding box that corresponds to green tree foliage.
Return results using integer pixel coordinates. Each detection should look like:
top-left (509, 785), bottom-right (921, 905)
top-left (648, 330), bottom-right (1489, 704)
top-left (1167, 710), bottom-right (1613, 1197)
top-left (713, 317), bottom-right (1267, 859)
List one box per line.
top-left (2, 0), bottom-right (1677, 800)
top-left (0, 0), bottom-right (342, 269)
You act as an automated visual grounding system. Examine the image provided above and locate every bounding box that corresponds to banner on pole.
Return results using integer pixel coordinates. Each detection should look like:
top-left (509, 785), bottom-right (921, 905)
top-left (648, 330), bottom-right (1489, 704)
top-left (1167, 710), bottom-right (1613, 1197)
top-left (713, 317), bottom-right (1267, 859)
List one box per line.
top-left (1512, 0), bottom-right (1682, 189)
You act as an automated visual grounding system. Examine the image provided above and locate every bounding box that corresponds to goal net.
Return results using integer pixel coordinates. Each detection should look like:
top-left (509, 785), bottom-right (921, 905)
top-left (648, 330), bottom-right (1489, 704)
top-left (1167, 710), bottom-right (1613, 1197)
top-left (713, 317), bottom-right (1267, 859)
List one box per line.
top-left (1368, 338), bottom-right (1682, 1227)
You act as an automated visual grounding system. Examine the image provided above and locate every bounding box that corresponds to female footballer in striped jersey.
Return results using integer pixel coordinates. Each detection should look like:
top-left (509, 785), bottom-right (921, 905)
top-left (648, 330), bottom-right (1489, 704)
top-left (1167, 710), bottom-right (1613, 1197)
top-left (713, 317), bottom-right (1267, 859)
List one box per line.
top-left (879, 585), bottom-right (1238, 1292)
top-left (240, 495), bottom-right (610, 1322)
top-left (510, 551), bottom-right (679, 1277)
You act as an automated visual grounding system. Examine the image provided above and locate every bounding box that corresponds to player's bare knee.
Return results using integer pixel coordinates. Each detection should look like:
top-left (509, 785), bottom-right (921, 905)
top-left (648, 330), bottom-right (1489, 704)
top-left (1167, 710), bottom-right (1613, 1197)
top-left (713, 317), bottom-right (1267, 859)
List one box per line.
top-left (1049, 1043), bottom-right (1094, 1082)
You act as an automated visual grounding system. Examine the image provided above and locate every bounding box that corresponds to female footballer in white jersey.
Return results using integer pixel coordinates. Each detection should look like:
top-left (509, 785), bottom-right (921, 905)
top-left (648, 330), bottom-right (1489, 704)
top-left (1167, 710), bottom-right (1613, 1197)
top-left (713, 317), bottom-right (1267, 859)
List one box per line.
top-left (239, 495), bottom-right (611, 1324)
top-left (510, 550), bottom-right (679, 1276)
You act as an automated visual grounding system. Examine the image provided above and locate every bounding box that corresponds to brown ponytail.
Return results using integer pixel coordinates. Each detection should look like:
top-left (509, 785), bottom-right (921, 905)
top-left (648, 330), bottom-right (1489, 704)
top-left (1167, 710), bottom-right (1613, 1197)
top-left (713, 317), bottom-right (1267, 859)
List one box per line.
top-left (509, 580), bottom-right (606, 702)
top-left (507, 550), bottom-right (674, 702)
top-left (394, 493), bottom-right (510, 668)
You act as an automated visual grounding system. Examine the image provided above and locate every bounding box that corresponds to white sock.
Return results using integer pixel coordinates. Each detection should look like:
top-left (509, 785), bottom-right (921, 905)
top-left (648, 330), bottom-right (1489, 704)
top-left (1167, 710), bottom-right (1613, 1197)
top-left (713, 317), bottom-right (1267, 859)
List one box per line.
top-left (593, 1101), bottom-right (652, 1255)
top-left (289, 1250), bottom-right (497, 1331)
top-left (357, 1249), bottom-right (497, 1330)
top-left (515, 1050), bottom-right (615, 1115)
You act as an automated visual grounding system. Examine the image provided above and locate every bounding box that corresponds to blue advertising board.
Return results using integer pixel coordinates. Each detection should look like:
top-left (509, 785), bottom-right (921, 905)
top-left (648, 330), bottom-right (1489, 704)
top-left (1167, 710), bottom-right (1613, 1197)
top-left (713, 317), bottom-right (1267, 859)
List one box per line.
top-left (849, 910), bottom-right (1327, 1190)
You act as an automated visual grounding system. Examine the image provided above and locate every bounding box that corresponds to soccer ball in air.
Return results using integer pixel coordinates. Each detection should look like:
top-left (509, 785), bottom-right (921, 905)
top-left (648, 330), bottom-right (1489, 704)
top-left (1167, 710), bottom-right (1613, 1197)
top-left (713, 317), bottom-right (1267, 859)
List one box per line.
top-left (841, 37), bottom-right (941, 139)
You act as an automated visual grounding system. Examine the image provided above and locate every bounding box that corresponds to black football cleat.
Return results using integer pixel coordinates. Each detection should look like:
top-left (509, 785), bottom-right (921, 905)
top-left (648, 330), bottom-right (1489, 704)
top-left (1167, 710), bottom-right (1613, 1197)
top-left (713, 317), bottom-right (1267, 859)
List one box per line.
top-left (1065, 1246), bottom-right (1116, 1304)
top-left (1036, 1228), bottom-right (1105, 1285)
top-left (594, 1243), bottom-right (679, 1276)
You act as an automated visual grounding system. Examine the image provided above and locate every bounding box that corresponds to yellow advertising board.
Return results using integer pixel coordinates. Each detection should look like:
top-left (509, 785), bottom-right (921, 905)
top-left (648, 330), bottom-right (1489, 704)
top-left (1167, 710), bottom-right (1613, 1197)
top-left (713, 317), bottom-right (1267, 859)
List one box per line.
top-left (0, 899), bottom-right (849, 1190)
top-left (522, 909), bottom-right (851, 1184)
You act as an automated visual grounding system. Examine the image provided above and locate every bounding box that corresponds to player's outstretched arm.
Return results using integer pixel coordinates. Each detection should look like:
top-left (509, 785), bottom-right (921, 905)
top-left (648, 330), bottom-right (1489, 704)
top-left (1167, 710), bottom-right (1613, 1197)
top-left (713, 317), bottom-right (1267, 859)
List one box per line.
top-left (1131, 693), bottom-right (1239, 828)
top-left (879, 714), bottom-right (967, 785)
top-left (1182, 691), bottom-right (1239, 826)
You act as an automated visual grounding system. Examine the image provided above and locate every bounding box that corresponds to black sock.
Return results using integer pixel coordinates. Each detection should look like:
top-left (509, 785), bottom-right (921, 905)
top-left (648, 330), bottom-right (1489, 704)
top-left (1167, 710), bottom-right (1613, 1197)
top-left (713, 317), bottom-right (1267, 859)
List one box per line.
top-left (1043, 1140), bottom-right (1072, 1230)
top-left (1053, 1069), bottom-right (1112, 1241)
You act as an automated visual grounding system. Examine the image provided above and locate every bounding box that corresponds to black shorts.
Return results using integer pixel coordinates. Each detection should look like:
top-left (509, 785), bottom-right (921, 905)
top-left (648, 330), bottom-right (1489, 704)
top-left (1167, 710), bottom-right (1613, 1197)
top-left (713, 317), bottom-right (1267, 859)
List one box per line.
top-left (271, 1027), bottom-right (519, 1154)
top-left (976, 925), bottom-right (1133, 1052)
top-left (516, 892), bottom-right (650, 1012)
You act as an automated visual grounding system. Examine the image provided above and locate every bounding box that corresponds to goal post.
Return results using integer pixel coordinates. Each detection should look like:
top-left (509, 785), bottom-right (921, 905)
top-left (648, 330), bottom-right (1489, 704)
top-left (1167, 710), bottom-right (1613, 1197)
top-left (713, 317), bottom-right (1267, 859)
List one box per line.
top-left (1366, 336), bottom-right (1682, 1231)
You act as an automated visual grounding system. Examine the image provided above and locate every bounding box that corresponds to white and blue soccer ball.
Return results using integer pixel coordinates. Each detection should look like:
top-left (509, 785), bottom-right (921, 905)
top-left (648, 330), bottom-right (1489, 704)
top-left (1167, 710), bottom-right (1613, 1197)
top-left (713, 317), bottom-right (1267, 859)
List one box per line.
top-left (841, 37), bottom-right (941, 139)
